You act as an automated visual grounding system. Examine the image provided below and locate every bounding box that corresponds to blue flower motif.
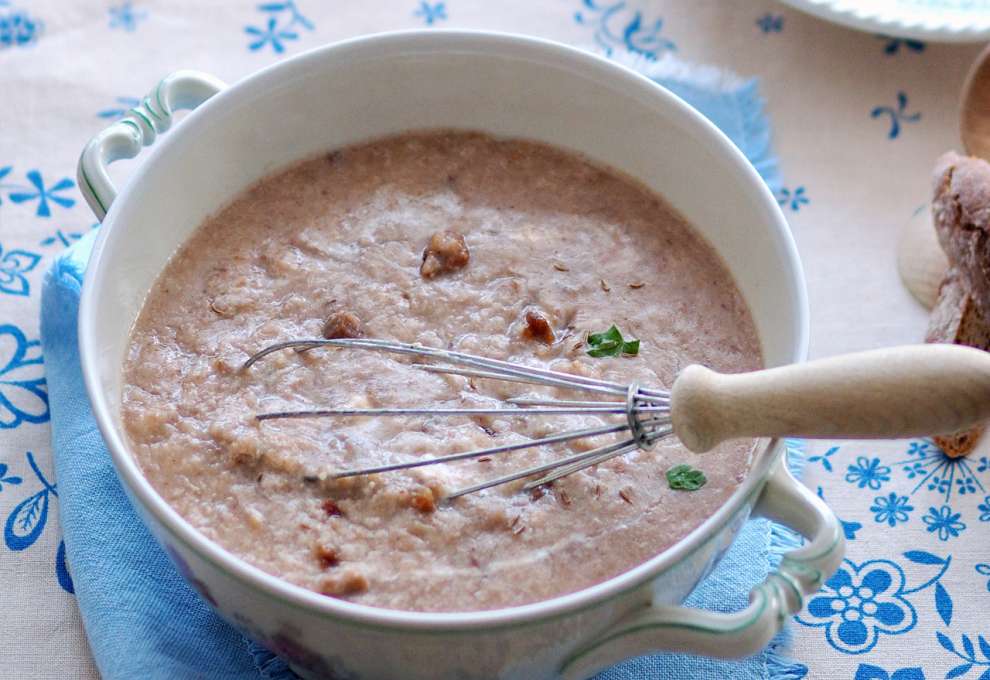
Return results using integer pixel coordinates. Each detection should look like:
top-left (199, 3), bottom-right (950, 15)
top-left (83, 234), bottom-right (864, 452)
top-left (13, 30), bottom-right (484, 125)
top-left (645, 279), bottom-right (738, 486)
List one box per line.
top-left (108, 1), bottom-right (146, 31)
top-left (870, 493), bottom-right (913, 527)
top-left (926, 474), bottom-right (951, 495)
top-left (97, 96), bottom-right (141, 119)
top-left (978, 496), bottom-right (990, 522)
top-left (574, 0), bottom-right (676, 60)
top-left (755, 13), bottom-right (783, 33)
top-left (798, 559), bottom-right (915, 654)
top-left (246, 17), bottom-right (296, 53)
top-left (877, 35), bottom-right (925, 55)
top-left (888, 438), bottom-right (987, 503)
top-left (976, 563), bottom-right (990, 591)
top-left (6, 169), bottom-right (76, 217)
top-left (871, 91), bottom-right (921, 139)
top-left (957, 475), bottom-right (978, 495)
top-left (414, 1), bottom-right (446, 25)
top-left (922, 504), bottom-right (966, 540)
top-left (0, 462), bottom-right (22, 491)
top-left (0, 324), bottom-right (48, 429)
top-left (0, 242), bottom-right (40, 296)
top-left (936, 631), bottom-right (990, 678)
top-left (854, 663), bottom-right (925, 680)
top-left (4, 451), bottom-right (56, 551)
top-left (846, 456), bottom-right (891, 490)
top-left (0, 5), bottom-right (42, 48)
top-left (245, 2), bottom-right (313, 53)
top-left (809, 445), bottom-right (838, 472)
top-left (39, 228), bottom-right (86, 248)
top-left (776, 186), bottom-right (809, 212)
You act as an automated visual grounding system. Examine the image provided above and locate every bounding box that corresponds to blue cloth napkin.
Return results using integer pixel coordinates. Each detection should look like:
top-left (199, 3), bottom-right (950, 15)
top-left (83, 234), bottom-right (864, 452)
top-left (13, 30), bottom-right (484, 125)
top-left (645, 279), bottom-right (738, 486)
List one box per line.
top-left (41, 59), bottom-right (798, 680)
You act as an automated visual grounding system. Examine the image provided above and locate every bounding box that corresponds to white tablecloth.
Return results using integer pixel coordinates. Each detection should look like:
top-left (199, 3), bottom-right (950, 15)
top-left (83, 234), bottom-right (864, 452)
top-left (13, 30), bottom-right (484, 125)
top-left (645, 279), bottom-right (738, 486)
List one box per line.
top-left (1, 1), bottom-right (986, 678)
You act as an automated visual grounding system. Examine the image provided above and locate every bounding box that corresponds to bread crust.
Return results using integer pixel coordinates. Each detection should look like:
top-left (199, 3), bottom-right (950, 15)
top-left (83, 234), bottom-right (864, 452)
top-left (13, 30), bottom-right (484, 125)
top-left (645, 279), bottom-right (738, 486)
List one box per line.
top-left (925, 268), bottom-right (988, 457)
top-left (933, 152), bottom-right (990, 320)
top-left (928, 151), bottom-right (990, 457)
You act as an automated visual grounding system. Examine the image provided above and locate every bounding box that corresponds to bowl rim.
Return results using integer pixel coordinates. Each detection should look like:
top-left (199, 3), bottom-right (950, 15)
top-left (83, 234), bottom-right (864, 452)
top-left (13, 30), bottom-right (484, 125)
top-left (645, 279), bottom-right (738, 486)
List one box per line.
top-left (79, 28), bottom-right (809, 633)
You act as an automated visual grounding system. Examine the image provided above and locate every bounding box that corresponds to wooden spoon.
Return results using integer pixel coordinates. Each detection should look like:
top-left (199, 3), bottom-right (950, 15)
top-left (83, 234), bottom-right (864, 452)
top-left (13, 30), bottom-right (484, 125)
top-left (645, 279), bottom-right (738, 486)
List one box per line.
top-left (962, 43), bottom-right (990, 159)
top-left (898, 44), bottom-right (990, 309)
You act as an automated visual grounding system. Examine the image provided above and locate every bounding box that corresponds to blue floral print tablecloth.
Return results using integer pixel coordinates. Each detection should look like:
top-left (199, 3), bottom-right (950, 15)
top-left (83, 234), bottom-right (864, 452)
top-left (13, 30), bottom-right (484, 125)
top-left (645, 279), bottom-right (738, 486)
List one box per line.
top-left (0, 1), bottom-right (986, 679)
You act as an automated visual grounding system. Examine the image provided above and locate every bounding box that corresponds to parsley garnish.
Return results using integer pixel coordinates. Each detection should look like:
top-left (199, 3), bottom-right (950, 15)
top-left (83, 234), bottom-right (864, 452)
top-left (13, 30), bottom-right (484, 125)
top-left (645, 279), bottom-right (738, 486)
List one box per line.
top-left (666, 464), bottom-right (707, 491)
top-left (586, 325), bottom-right (640, 358)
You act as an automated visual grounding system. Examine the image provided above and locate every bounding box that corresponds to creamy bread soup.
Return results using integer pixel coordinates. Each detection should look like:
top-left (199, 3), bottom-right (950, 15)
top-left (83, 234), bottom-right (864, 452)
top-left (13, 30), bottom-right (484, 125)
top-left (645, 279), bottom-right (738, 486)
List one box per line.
top-left (121, 131), bottom-right (762, 612)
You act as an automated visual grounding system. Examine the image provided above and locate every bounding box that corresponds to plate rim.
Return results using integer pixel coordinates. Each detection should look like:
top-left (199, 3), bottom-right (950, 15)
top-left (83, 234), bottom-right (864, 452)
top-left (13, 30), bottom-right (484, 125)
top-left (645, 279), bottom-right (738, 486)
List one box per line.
top-left (776, 0), bottom-right (990, 42)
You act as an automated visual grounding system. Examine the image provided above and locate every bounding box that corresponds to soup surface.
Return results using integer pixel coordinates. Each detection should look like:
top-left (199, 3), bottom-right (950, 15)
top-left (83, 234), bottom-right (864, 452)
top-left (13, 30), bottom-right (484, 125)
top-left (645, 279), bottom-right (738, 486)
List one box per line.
top-left (122, 131), bottom-right (763, 612)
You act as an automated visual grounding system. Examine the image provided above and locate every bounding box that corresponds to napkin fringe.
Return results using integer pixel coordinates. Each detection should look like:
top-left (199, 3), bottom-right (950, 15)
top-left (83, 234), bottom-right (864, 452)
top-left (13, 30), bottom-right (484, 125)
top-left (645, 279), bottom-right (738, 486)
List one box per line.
top-left (766, 643), bottom-right (810, 680)
top-left (607, 49), bottom-right (781, 194)
top-left (246, 641), bottom-right (296, 680)
top-left (608, 50), bottom-right (749, 92)
top-left (735, 79), bottom-right (781, 194)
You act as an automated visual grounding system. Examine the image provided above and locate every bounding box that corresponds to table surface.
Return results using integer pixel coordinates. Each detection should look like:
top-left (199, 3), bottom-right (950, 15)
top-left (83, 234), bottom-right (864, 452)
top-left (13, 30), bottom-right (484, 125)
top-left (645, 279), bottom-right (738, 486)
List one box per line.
top-left (1, 1), bottom-right (987, 679)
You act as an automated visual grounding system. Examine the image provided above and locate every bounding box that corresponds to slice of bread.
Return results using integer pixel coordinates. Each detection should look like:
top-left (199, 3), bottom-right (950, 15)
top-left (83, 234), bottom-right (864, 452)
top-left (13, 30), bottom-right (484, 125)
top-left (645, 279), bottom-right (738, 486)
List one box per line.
top-left (925, 268), bottom-right (989, 457)
top-left (932, 152), bottom-right (990, 322)
top-left (927, 151), bottom-right (990, 456)
top-left (926, 152), bottom-right (990, 457)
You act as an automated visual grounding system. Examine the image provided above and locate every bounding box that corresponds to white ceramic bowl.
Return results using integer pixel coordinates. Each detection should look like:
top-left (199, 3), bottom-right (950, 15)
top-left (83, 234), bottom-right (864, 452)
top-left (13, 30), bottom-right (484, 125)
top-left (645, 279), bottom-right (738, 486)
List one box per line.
top-left (77, 30), bottom-right (842, 680)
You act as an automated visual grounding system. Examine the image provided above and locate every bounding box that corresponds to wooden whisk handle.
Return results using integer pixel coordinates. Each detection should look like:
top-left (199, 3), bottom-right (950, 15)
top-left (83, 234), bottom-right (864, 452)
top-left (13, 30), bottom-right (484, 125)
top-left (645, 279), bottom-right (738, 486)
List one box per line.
top-left (670, 344), bottom-right (990, 453)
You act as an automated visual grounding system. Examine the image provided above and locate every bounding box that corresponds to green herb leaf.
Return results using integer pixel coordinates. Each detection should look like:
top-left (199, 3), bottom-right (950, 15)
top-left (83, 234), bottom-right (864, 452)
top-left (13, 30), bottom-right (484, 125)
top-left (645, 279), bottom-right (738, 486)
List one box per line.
top-left (586, 325), bottom-right (640, 358)
top-left (587, 346), bottom-right (617, 358)
top-left (666, 464), bottom-right (707, 491)
top-left (587, 325), bottom-right (623, 347)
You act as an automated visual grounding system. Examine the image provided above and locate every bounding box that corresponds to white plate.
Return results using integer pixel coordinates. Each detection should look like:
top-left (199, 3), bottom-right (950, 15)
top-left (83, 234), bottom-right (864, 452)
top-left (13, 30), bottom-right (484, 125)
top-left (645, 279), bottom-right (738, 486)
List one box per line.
top-left (778, 0), bottom-right (990, 42)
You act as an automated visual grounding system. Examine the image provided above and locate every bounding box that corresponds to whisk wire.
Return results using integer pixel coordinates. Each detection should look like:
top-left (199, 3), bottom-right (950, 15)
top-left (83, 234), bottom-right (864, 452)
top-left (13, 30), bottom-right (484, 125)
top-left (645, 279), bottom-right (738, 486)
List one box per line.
top-left (257, 405), bottom-right (668, 421)
top-left (330, 422), bottom-right (631, 478)
top-left (444, 436), bottom-right (642, 501)
top-left (522, 426), bottom-right (674, 490)
top-left (243, 338), bottom-right (631, 395)
top-left (241, 338), bottom-right (674, 498)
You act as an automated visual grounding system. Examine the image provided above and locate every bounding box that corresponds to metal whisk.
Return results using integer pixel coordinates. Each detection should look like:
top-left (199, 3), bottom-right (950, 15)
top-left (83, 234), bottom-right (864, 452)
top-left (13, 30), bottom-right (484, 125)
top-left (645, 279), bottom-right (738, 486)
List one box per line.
top-left (241, 339), bottom-right (990, 501)
top-left (241, 338), bottom-right (673, 500)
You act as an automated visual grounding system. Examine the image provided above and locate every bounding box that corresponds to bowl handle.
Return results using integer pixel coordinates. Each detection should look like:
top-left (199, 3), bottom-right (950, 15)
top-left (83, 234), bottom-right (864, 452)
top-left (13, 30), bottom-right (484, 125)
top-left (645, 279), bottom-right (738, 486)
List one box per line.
top-left (560, 455), bottom-right (844, 680)
top-left (77, 70), bottom-right (227, 220)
